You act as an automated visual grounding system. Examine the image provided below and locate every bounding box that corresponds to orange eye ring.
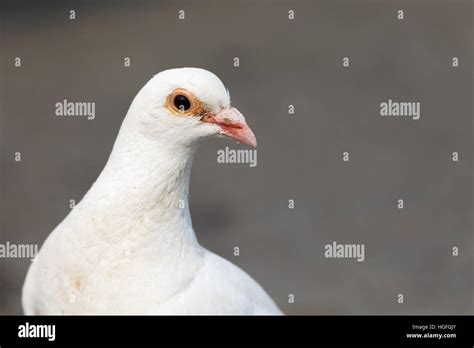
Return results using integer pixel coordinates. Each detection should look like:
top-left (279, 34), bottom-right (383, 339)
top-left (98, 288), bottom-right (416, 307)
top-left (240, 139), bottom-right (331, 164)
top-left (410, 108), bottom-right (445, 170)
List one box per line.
top-left (165, 88), bottom-right (202, 116)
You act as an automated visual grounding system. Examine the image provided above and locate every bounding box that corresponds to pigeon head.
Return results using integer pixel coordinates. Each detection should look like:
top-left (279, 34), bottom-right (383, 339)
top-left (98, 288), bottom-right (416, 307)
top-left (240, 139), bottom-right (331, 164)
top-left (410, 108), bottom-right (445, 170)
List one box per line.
top-left (128, 67), bottom-right (257, 148)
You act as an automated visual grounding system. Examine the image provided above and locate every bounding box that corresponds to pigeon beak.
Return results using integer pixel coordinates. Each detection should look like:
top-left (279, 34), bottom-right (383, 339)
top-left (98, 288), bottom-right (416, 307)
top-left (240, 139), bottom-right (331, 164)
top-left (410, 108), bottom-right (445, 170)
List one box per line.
top-left (208, 107), bottom-right (257, 148)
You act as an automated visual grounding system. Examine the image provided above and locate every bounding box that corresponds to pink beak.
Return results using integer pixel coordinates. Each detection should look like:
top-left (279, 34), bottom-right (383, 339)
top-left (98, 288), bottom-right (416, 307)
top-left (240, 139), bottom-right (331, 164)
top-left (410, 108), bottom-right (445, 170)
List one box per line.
top-left (209, 107), bottom-right (257, 147)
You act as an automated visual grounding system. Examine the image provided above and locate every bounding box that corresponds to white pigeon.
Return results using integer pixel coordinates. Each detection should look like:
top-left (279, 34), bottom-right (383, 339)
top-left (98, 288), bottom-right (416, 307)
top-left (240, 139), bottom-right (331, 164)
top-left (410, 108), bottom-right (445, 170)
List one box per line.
top-left (22, 67), bottom-right (282, 315)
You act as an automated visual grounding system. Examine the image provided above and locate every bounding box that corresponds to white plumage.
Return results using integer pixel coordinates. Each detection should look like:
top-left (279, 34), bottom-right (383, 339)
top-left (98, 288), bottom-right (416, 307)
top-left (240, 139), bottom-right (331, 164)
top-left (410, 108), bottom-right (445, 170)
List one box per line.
top-left (22, 68), bottom-right (282, 315)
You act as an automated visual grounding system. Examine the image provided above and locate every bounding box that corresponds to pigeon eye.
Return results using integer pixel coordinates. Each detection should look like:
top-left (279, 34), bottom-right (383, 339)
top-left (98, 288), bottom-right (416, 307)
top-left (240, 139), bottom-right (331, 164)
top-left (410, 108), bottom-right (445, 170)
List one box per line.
top-left (173, 95), bottom-right (191, 112)
top-left (166, 88), bottom-right (202, 116)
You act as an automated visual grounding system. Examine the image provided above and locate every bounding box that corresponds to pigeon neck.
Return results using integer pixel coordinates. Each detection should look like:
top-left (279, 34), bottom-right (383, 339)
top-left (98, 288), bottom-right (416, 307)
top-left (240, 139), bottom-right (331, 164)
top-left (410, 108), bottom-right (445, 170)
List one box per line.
top-left (86, 128), bottom-right (201, 252)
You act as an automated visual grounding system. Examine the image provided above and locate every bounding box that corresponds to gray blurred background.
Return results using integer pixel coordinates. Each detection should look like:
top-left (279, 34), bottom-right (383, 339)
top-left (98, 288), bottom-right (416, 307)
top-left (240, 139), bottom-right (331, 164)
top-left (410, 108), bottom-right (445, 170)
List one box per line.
top-left (0, 0), bottom-right (472, 315)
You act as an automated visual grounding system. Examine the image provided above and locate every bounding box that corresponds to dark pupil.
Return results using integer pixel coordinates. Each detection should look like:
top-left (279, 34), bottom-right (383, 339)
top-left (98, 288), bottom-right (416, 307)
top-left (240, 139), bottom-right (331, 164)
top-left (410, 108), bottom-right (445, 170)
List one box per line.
top-left (174, 95), bottom-right (191, 112)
